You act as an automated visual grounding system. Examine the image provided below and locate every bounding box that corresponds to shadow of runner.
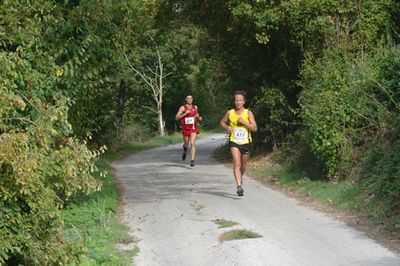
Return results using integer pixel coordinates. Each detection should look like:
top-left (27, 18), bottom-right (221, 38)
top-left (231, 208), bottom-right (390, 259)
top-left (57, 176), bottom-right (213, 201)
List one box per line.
top-left (197, 190), bottom-right (240, 200)
top-left (160, 163), bottom-right (193, 169)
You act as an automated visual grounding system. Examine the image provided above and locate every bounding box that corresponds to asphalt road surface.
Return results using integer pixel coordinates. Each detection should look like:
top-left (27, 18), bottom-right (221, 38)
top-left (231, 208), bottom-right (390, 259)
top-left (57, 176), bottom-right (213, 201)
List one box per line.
top-left (113, 134), bottom-right (400, 266)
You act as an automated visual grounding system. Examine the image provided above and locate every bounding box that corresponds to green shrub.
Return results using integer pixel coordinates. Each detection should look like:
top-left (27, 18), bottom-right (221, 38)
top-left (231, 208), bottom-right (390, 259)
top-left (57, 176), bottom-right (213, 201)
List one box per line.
top-left (272, 129), bottom-right (324, 179)
top-left (299, 50), bottom-right (354, 177)
top-left (298, 47), bottom-right (396, 178)
top-left (358, 46), bottom-right (400, 223)
top-left (363, 135), bottom-right (400, 205)
top-left (0, 96), bottom-right (102, 264)
top-left (254, 86), bottom-right (296, 148)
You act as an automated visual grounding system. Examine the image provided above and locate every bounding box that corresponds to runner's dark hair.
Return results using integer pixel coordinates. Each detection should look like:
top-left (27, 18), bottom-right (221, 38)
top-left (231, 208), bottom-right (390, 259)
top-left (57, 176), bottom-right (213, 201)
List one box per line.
top-left (233, 90), bottom-right (246, 99)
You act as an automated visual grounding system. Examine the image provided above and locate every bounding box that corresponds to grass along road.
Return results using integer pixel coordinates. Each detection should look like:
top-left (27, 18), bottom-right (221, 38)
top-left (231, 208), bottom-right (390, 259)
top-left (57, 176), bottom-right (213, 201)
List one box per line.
top-left (61, 133), bottom-right (184, 265)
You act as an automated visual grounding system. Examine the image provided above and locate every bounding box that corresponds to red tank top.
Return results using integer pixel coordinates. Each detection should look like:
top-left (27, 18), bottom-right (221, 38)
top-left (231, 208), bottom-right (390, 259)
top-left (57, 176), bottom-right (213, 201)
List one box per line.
top-left (180, 105), bottom-right (198, 130)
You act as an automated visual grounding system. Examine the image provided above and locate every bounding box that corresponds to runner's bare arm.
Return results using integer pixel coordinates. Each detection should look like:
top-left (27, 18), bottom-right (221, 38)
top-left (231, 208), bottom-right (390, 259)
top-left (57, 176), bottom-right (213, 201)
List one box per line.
top-left (195, 106), bottom-right (202, 121)
top-left (238, 111), bottom-right (257, 132)
top-left (175, 106), bottom-right (189, 121)
top-left (220, 111), bottom-right (232, 133)
top-left (175, 106), bottom-right (186, 120)
top-left (175, 107), bottom-right (183, 120)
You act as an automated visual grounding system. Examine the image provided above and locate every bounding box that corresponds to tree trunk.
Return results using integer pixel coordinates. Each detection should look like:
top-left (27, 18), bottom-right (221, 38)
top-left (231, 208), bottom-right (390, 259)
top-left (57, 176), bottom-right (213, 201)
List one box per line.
top-left (116, 79), bottom-right (126, 127)
top-left (207, 86), bottom-right (218, 114)
top-left (157, 53), bottom-right (165, 136)
top-left (158, 110), bottom-right (165, 136)
top-left (124, 35), bottom-right (170, 137)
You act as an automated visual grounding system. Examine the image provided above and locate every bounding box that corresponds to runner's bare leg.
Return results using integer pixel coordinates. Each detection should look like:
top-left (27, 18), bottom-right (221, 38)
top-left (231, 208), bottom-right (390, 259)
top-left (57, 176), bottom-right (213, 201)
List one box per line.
top-left (183, 136), bottom-right (189, 149)
top-left (189, 133), bottom-right (197, 160)
top-left (230, 147), bottom-right (242, 186)
top-left (241, 153), bottom-right (249, 183)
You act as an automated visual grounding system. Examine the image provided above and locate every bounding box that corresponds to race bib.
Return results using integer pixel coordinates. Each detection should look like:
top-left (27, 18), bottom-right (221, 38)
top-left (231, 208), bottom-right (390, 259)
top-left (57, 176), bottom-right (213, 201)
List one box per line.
top-left (185, 117), bottom-right (195, 125)
top-left (233, 128), bottom-right (248, 143)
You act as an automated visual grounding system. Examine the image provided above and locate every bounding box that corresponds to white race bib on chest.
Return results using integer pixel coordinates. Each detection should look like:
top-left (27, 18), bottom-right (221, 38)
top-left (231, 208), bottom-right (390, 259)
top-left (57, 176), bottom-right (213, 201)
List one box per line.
top-left (233, 128), bottom-right (248, 143)
top-left (185, 117), bottom-right (195, 125)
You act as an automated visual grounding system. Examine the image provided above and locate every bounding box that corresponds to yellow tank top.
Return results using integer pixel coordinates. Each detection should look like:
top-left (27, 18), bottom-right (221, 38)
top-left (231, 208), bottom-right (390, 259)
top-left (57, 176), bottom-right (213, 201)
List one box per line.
top-left (229, 108), bottom-right (252, 144)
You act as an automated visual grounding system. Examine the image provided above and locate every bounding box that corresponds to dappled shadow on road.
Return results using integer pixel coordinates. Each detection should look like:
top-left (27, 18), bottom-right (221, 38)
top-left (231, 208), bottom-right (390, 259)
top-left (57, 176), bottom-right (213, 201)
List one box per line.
top-left (119, 168), bottom-right (233, 204)
top-left (115, 134), bottom-right (238, 203)
top-left (115, 151), bottom-right (223, 166)
top-left (196, 190), bottom-right (240, 200)
top-left (354, 256), bottom-right (400, 265)
top-left (114, 136), bottom-right (227, 168)
top-left (159, 163), bottom-right (193, 169)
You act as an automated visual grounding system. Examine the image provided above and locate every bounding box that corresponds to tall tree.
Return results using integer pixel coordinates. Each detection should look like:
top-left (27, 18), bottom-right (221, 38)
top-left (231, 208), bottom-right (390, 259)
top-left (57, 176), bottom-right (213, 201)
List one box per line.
top-left (125, 36), bottom-right (170, 136)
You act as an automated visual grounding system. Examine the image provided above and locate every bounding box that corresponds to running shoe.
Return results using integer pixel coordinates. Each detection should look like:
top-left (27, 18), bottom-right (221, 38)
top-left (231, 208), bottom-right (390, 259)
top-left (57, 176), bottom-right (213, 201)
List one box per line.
top-left (237, 185), bottom-right (244, 196)
top-left (190, 160), bottom-right (195, 167)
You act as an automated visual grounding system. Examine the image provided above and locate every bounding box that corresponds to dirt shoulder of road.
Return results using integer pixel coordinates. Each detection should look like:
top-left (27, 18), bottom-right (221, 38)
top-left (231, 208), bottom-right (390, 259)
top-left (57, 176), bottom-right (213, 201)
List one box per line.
top-left (214, 150), bottom-right (400, 255)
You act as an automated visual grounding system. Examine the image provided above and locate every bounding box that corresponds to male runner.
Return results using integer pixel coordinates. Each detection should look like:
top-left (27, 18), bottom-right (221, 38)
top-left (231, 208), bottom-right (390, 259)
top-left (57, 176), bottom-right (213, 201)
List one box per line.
top-left (175, 93), bottom-right (202, 167)
top-left (220, 91), bottom-right (257, 196)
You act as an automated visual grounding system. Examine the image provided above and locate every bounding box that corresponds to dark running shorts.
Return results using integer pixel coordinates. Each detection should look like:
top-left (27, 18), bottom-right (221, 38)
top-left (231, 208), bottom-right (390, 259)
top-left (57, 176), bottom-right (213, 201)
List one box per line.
top-left (228, 141), bottom-right (252, 154)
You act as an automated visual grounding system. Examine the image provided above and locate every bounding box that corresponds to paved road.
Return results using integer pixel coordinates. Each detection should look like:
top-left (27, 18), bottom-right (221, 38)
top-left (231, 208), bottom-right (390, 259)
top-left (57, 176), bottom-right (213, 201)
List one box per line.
top-left (113, 134), bottom-right (400, 266)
